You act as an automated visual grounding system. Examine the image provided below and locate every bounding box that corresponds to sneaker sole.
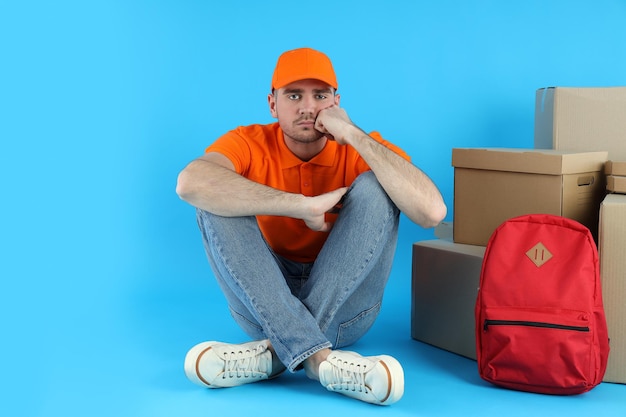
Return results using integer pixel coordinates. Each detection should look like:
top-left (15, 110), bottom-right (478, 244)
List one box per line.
top-left (184, 341), bottom-right (219, 388)
top-left (375, 355), bottom-right (404, 405)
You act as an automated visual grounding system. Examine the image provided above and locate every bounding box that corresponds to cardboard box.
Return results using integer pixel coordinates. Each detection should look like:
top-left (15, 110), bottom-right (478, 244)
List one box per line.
top-left (599, 194), bottom-right (626, 383)
top-left (605, 161), bottom-right (626, 176)
top-left (411, 239), bottom-right (485, 360)
top-left (534, 87), bottom-right (626, 160)
top-left (607, 176), bottom-right (626, 194)
top-left (452, 148), bottom-right (607, 246)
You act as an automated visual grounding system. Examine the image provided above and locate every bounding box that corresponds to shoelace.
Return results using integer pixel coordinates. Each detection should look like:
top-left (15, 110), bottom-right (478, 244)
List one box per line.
top-left (330, 358), bottom-right (369, 393)
top-left (221, 346), bottom-right (266, 379)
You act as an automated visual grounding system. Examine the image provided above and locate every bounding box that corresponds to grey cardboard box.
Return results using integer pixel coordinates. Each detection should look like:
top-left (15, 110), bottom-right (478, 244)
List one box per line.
top-left (534, 87), bottom-right (626, 160)
top-left (599, 194), bottom-right (626, 383)
top-left (411, 239), bottom-right (485, 360)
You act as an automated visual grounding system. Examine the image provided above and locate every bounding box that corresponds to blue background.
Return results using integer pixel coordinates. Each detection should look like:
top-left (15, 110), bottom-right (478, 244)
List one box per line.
top-left (2, 1), bottom-right (625, 416)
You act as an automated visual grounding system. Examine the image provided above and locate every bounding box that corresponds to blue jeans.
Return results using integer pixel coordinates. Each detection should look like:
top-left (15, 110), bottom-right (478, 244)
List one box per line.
top-left (196, 171), bottom-right (400, 371)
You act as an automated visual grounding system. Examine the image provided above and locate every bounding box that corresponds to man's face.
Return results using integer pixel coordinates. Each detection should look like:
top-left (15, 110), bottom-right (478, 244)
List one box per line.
top-left (269, 79), bottom-right (340, 144)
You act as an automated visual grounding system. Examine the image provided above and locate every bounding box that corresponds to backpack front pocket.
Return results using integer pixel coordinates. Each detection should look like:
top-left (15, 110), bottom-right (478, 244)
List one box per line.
top-left (479, 307), bottom-right (593, 392)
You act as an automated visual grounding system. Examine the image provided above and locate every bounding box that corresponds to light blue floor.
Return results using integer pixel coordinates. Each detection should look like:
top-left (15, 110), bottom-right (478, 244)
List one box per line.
top-left (7, 225), bottom-right (624, 417)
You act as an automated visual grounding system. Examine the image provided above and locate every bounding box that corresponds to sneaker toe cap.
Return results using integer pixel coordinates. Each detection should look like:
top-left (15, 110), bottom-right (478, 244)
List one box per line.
top-left (184, 341), bottom-right (221, 388)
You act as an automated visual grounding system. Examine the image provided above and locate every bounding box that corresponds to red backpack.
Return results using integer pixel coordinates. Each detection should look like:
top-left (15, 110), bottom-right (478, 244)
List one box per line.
top-left (475, 214), bottom-right (610, 395)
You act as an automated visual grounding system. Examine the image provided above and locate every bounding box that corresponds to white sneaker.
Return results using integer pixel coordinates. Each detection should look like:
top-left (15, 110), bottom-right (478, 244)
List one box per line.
top-left (318, 350), bottom-right (404, 405)
top-left (184, 341), bottom-right (273, 388)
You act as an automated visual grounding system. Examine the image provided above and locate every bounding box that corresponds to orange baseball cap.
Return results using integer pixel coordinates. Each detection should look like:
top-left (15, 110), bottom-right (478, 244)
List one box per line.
top-left (271, 48), bottom-right (338, 91)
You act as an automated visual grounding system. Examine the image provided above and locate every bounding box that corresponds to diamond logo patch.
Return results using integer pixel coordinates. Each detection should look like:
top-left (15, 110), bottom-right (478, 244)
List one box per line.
top-left (526, 242), bottom-right (553, 267)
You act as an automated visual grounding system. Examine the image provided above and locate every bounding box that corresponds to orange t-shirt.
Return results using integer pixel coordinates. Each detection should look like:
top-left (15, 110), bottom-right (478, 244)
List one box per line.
top-left (206, 122), bottom-right (410, 263)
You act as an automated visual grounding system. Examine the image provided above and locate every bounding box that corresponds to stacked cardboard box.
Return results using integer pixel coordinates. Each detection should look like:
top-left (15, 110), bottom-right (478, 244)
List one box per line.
top-left (601, 160), bottom-right (626, 383)
top-left (411, 239), bottom-right (484, 360)
top-left (534, 87), bottom-right (626, 160)
top-left (599, 194), bottom-right (626, 383)
top-left (606, 161), bottom-right (626, 194)
top-left (411, 86), bottom-right (626, 384)
top-left (452, 148), bottom-right (607, 246)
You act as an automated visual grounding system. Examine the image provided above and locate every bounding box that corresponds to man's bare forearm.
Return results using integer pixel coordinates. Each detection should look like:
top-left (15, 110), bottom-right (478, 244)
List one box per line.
top-left (176, 158), bottom-right (304, 217)
top-left (314, 106), bottom-right (446, 228)
top-left (345, 127), bottom-right (447, 228)
top-left (176, 157), bottom-right (348, 232)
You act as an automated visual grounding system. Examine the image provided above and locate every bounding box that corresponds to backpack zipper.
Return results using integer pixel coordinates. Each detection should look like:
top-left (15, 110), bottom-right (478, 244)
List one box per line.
top-left (483, 319), bottom-right (589, 332)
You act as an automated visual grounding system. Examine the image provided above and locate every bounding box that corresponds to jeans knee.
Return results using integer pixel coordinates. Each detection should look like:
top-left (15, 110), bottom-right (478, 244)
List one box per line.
top-left (196, 209), bottom-right (261, 242)
top-left (347, 172), bottom-right (399, 216)
top-left (351, 171), bottom-right (380, 193)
